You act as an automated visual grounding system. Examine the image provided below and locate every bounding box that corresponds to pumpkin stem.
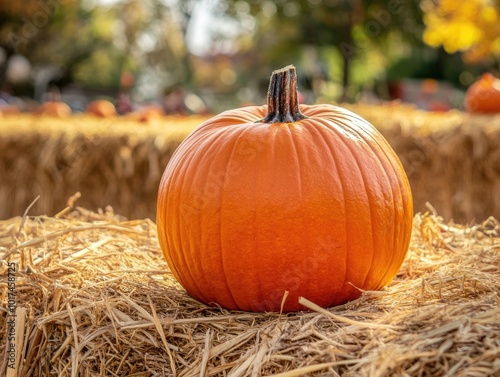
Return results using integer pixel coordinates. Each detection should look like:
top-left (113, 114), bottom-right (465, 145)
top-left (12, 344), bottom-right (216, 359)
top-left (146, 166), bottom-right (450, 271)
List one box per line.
top-left (260, 65), bottom-right (307, 123)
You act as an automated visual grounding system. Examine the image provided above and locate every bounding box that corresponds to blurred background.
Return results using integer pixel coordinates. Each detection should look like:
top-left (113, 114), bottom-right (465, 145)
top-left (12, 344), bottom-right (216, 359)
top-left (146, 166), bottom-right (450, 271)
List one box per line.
top-left (1, 0), bottom-right (499, 113)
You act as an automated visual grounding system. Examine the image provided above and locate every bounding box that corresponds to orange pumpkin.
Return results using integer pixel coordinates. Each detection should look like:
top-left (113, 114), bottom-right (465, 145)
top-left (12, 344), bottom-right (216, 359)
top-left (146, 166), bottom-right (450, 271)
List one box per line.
top-left (34, 101), bottom-right (72, 117)
top-left (0, 106), bottom-right (20, 116)
top-left (132, 105), bottom-right (165, 123)
top-left (464, 73), bottom-right (500, 113)
top-left (86, 100), bottom-right (116, 117)
top-left (157, 65), bottom-right (413, 312)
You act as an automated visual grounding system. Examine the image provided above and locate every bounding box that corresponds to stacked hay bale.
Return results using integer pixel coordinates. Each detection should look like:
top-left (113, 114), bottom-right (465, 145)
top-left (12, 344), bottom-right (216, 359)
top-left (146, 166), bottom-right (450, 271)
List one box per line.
top-left (0, 113), bottom-right (204, 220)
top-left (1, 105), bottom-right (499, 223)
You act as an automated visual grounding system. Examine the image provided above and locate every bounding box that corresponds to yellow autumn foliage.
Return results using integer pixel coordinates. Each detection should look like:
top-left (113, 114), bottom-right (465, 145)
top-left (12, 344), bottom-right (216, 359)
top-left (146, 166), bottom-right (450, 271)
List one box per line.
top-left (422, 0), bottom-right (500, 62)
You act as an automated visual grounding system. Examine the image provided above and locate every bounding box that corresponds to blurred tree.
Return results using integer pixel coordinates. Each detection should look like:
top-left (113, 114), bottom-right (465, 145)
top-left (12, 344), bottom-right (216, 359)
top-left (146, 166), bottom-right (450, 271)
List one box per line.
top-left (0, 0), bottom-right (131, 98)
top-left (4, 0), bottom-right (469, 105)
top-left (0, 0), bottom-right (221, 101)
top-left (224, 0), bottom-right (425, 101)
top-left (422, 0), bottom-right (500, 68)
top-left (92, 0), bottom-right (232, 101)
top-left (41, 5), bottom-right (126, 90)
top-left (112, 0), bottom-right (201, 91)
top-left (0, 0), bottom-right (64, 89)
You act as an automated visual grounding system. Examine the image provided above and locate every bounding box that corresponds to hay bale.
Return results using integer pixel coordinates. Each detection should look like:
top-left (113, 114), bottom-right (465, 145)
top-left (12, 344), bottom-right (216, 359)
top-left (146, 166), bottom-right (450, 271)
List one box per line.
top-left (0, 114), bottom-right (205, 221)
top-left (1, 105), bottom-right (500, 223)
top-left (1, 200), bottom-right (499, 376)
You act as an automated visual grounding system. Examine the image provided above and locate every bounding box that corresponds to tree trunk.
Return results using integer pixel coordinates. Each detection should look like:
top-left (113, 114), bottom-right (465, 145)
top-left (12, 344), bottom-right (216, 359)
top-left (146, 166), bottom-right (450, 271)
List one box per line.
top-left (339, 0), bottom-right (360, 103)
top-left (341, 43), bottom-right (351, 102)
top-left (0, 46), bottom-right (15, 90)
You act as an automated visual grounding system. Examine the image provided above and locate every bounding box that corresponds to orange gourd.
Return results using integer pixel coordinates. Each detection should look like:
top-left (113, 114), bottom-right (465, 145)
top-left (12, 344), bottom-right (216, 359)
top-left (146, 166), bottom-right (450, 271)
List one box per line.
top-left (34, 101), bottom-right (72, 117)
top-left (464, 73), bottom-right (500, 113)
top-left (157, 65), bottom-right (413, 312)
top-left (132, 105), bottom-right (165, 123)
top-left (86, 100), bottom-right (116, 117)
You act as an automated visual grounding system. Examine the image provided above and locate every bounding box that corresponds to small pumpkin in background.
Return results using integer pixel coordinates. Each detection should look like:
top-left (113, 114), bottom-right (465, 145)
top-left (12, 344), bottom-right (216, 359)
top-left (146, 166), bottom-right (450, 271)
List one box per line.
top-left (131, 104), bottom-right (165, 123)
top-left (0, 106), bottom-right (21, 116)
top-left (464, 73), bottom-right (500, 113)
top-left (86, 99), bottom-right (116, 118)
top-left (34, 101), bottom-right (72, 117)
top-left (157, 65), bottom-right (413, 313)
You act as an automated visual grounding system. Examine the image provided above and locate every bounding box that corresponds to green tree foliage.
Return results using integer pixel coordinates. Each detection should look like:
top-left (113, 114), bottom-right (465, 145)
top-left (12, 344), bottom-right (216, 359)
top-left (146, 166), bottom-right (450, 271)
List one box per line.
top-left (0, 0), bottom-right (131, 93)
top-left (2, 0), bottom-right (463, 104)
top-left (112, 0), bottom-right (197, 88)
top-left (224, 0), bottom-right (425, 101)
top-left (0, 0), bottom-right (205, 98)
top-left (0, 0), bottom-right (71, 88)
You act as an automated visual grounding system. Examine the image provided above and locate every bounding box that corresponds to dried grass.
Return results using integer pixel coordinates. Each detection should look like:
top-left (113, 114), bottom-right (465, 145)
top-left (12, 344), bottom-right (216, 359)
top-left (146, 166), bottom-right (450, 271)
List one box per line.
top-left (1, 105), bottom-right (500, 223)
top-left (1, 198), bottom-right (499, 376)
top-left (0, 113), bottom-right (206, 221)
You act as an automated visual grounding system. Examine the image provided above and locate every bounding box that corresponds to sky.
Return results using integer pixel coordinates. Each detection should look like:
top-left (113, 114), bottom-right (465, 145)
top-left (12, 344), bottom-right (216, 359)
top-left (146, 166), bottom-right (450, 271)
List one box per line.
top-left (185, 0), bottom-right (214, 55)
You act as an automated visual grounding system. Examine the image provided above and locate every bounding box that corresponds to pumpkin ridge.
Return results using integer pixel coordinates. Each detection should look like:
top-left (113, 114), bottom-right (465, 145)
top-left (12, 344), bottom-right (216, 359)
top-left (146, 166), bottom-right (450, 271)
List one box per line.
top-left (192, 107), bottom-right (265, 136)
top-left (341, 117), bottom-right (400, 289)
top-left (248, 142), bottom-right (263, 311)
top-left (370, 138), bottom-right (412, 284)
top-left (253, 125), bottom-right (287, 311)
top-left (285, 122), bottom-right (307, 305)
top-left (157, 141), bottom-right (200, 288)
top-left (348, 115), bottom-right (412, 282)
top-left (196, 128), bottom-right (247, 307)
top-left (315, 117), bottom-right (362, 301)
top-left (157, 157), bottom-right (193, 292)
top-left (219, 123), bottom-right (280, 311)
top-left (287, 123), bottom-right (305, 207)
top-left (304, 119), bottom-right (349, 303)
top-left (366, 137), bottom-right (409, 287)
top-left (218, 127), bottom-right (255, 310)
top-left (175, 128), bottom-right (234, 305)
top-left (314, 115), bottom-right (389, 294)
top-left (339, 114), bottom-right (412, 287)
top-left (168, 139), bottom-right (212, 303)
top-left (330, 119), bottom-right (377, 291)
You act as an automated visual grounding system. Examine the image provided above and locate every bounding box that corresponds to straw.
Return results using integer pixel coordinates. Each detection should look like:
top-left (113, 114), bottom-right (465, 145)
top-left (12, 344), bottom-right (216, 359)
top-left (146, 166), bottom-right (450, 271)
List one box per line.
top-left (1, 198), bottom-right (499, 376)
top-left (1, 107), bottom-right (500, 223)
